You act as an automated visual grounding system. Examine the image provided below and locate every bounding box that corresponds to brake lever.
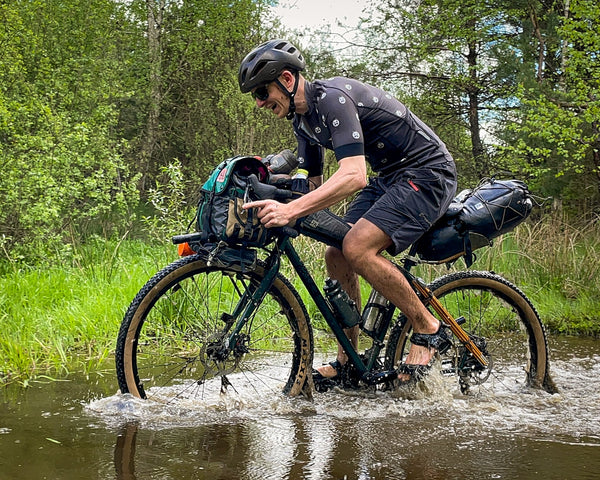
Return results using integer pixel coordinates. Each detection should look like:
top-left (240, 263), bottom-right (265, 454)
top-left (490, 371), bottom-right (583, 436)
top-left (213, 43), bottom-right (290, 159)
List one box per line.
top-left (246, 174), bottom-right (293, 202)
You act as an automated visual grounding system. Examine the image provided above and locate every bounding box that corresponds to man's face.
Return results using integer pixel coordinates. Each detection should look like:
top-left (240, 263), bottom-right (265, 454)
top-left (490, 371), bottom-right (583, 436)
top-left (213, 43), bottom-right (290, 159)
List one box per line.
top-left (252, 80), bottom-right (290, 119)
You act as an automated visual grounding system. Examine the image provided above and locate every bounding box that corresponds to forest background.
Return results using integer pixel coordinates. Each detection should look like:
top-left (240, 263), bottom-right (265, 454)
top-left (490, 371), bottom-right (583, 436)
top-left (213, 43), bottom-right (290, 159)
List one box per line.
top-left (1, 0), bottom-right (599, 382)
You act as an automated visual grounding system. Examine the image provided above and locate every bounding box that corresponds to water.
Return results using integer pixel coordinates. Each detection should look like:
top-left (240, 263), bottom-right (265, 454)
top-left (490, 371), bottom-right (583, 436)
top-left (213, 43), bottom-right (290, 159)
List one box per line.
top-left (1, 336), bottom-right (599, 479)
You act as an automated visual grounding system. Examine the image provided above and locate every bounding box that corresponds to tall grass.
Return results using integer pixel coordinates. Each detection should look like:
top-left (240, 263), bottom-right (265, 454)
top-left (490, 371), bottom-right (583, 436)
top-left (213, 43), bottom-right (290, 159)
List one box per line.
top-left (1, 213), bottom-right (598, 384)
top-left (409, 212), bottom-right (600, 336)
top-left (0, 240), bottom-right (178, 385)
top-left (495, 214), bottom-right (600, 335)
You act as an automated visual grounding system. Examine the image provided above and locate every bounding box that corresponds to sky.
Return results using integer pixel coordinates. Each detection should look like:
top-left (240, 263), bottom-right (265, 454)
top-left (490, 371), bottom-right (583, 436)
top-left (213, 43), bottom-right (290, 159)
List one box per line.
top-left (270, 0), bottom-right (371, 34)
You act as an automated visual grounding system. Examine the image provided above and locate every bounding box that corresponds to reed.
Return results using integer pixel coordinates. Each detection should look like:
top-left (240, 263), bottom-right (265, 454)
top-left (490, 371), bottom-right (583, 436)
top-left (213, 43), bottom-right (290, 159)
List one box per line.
top-left (498, 214), bottom-right (600, 335)
top-left (420, 212), bottom-right (600, 336)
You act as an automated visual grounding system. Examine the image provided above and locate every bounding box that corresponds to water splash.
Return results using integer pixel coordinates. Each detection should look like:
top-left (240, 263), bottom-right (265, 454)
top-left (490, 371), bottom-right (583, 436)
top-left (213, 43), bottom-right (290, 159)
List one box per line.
top-left (86, 338), bottom-right (600, 446)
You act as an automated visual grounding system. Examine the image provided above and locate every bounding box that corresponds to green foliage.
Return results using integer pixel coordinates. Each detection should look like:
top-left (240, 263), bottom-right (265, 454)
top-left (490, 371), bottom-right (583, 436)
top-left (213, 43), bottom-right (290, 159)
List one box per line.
top-left (0, 0), bottom-right (292, 265)
top-left (0, 0), bottom-right (140, 263)
top-left (135, 0), bottom-right (295, 182)
top-left (143, 159), bottom-right (195, 242)
top-left (500, 0), bottom-right (600, 209)
top-left (3, 0), bottom-right (596, 265)
top-left (350, 0), bottom-right (600, 209)
top-left (353, 0), bottom-right (526, 182)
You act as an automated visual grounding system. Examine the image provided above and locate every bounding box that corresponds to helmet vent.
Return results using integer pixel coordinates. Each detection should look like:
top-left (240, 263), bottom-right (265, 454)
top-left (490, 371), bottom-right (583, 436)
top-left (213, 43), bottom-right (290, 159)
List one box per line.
top-left (252, 60), bottom-right (269, 77)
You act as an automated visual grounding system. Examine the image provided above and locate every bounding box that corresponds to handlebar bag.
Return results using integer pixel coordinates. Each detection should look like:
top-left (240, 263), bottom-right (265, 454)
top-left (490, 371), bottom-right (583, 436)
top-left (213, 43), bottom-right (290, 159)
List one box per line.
top-left (413, 178), bottom-right (533, 266)
top-left (196, 155), bottom-right (274, 247)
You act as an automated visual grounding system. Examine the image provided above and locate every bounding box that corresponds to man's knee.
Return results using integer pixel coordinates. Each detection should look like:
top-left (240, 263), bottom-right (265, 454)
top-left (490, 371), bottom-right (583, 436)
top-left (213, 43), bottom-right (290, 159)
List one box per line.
top-left (341, 240), bottom-right (368, 269)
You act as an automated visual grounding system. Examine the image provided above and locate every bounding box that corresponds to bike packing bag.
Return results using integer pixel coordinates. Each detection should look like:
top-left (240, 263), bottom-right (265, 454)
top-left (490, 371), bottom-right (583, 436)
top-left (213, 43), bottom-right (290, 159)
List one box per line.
top-left (297, 209), bottom-right (351, 250)
top-left (175, 237), bottom-right (258, 272)
top-left (413, 178), bottom-right (533, 266)
top-left (197, 155), bottom-right (273, 248)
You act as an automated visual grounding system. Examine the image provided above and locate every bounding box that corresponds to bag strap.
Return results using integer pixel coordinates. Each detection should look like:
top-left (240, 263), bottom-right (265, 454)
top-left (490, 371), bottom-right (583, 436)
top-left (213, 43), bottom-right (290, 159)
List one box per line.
top-left (463, 235), bottom-right (474, 268)
top-left (199, 189), bottom-right (216, 244)
top-left (242, 184), bottom-right (257, 242)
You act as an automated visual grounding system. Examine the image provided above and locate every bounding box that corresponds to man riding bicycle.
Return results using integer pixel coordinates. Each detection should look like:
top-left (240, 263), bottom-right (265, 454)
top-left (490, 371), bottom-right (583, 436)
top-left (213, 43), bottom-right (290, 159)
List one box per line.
top-left (240, 39), bottom-right (457, 385)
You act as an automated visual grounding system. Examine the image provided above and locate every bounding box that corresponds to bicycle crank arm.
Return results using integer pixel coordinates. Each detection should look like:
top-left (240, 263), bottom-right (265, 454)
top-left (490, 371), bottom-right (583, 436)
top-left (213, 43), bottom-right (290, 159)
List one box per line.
top-left (362, 370), bottom-right (399, 385)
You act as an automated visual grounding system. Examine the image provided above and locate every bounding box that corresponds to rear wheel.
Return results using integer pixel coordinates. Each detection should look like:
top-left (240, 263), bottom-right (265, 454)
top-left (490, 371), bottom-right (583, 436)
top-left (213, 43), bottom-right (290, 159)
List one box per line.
top-left (115, 254), bottom-right (313, 402)
top-left (385, 270), bottom-right (555, 394)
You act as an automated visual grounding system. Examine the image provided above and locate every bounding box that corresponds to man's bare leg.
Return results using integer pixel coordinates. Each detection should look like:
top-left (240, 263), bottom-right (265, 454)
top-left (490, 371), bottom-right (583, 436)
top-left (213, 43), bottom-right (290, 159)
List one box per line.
top-left (314, 246), bottom-right (361, 378)
top-left (341, 218), bottom-right (440, 381)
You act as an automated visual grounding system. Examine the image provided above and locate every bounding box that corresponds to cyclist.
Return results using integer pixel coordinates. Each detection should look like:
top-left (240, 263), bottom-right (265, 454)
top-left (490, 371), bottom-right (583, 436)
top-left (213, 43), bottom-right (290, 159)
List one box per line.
top-left (240, 39), bottom-right (457, 385)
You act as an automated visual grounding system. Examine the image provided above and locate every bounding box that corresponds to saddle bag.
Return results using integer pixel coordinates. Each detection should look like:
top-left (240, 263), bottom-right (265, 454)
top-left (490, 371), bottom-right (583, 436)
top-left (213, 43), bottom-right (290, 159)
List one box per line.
top-left (413, 178), bottom-right (533, 266)
top-left (197, 155), bottom-right (273, 247)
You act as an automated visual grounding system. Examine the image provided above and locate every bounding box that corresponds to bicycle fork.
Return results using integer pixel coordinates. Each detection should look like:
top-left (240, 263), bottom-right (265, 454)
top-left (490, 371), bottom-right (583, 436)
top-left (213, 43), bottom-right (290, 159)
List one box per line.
top-left (224, 249), bottom-right (282, 356)
top-left (409, 275), bottom-right (488, 367)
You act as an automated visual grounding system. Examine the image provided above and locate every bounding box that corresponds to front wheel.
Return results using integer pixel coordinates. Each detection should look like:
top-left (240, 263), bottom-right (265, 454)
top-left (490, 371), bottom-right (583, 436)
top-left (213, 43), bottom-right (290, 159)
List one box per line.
top-left (115, 254), bottom-right (314, 403)
top-left (385, 270), bottom-right (556, 395)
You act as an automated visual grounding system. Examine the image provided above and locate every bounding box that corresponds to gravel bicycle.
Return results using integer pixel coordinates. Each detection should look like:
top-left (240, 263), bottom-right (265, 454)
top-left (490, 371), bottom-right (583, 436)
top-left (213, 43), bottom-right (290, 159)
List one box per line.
top-left (115, 163), bottom-right (556, 403)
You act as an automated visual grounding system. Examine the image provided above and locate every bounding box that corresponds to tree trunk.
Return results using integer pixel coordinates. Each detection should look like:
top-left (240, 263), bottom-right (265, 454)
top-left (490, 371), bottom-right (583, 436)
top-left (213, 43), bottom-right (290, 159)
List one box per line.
top-left (559, 0), bottom-right (570, 91)
top-left (592, 123), bottom-right (600, 198)
top-left (529, 7), bottom-right (545, 83)
top-left (140, 0), bottom-right (164, 192)
top-left (466, 39), bottom-right (487, 177)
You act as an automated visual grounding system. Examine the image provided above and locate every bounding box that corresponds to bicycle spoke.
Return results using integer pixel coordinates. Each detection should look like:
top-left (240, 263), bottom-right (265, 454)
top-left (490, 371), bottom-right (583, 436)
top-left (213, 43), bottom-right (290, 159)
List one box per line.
top-left (116, 256), bottom-right (313, 402)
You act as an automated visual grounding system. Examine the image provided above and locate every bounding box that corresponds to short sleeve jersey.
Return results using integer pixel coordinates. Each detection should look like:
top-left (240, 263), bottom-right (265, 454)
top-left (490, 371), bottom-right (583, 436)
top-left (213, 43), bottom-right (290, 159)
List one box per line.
top-left (293, 77), bottom-right (451, 177)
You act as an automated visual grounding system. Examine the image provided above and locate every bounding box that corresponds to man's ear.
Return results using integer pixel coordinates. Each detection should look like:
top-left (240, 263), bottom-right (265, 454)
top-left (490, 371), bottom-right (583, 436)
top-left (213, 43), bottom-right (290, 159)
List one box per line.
top-left (280, 70), bottom-right (295, 91)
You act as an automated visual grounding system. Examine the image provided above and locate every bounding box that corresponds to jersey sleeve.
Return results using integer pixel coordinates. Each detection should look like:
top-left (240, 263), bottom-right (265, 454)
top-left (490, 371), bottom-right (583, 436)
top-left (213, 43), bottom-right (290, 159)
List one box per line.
top-left (296, 132), bottom-right (325, 176)
top-left (318, 89), bottom-right (365, 161)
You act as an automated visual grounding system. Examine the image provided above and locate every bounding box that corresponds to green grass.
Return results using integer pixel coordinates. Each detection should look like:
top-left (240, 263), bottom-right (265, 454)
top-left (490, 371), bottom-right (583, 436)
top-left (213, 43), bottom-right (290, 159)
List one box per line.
top-left (1, 213), bottom-right (598, 384)
top-left (0, 240), bottom-right (178, 384)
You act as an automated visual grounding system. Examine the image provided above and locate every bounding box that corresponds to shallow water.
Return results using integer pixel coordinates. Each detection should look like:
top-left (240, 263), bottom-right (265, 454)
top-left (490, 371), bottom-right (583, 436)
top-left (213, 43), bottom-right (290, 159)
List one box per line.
top-left (1, 336), bottom-right (599, 479)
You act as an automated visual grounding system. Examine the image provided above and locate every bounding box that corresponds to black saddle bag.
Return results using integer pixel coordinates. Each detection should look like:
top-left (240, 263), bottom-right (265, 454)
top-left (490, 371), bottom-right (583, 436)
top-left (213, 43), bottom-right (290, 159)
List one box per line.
top-left (413, 178), bottom-right (533, 266)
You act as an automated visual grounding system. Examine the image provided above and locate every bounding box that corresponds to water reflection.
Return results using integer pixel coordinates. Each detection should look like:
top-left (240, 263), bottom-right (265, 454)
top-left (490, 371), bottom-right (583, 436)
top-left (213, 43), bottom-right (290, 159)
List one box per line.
top-left (112, 413), bottom-right (600, 480)
top-left (1, 336), bottom-right (599, 479)
top-left (104, 336), bottom-right (600, 480)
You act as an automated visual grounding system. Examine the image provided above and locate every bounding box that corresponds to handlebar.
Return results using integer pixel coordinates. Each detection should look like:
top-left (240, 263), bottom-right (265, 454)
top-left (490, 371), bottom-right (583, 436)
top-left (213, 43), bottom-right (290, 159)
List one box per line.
top-left (246, 174), bottom-right (294, 202)
top-left (172, 232), bottom-right (204, 245)
top-left (245, 174), bottom-right (350, 249)
top-left (173, 173), bottom-right (349, 250)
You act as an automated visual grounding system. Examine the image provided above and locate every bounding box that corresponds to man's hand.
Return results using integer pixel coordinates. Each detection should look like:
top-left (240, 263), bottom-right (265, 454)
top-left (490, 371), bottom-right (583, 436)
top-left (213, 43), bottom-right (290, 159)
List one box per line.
top-left (243, 199), bottom-right (296, 228)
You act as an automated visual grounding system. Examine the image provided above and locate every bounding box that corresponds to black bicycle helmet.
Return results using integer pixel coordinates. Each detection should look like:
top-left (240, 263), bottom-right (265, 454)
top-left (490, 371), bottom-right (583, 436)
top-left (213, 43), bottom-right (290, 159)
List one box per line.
top-left (238, 39), bottom-right (305, 93)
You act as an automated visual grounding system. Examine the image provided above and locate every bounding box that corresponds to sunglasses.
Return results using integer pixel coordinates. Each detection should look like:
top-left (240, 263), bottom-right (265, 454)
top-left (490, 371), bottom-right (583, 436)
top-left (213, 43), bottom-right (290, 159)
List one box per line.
top-left (251, 85), bottom-right (270, 101)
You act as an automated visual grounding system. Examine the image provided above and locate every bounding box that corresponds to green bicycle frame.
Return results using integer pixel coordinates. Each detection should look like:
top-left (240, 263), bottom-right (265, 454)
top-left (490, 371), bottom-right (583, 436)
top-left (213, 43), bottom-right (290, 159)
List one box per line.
top-left (225, 234), bottom-right (369, 377)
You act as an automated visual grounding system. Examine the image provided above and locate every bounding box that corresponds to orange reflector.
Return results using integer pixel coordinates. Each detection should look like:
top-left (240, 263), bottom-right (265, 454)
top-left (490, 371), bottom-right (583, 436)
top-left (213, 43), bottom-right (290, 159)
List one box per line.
top-left (177, 242), bottom-right (195, 256)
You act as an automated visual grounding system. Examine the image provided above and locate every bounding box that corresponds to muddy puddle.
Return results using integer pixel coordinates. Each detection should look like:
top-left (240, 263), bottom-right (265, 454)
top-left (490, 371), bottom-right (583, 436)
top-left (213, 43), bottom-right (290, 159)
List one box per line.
top-left (1, 335), bottom-right (599, 479)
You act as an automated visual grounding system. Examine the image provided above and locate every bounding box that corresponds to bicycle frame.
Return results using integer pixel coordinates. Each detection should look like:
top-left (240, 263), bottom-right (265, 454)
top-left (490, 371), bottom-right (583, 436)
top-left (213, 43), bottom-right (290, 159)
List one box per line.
top-left (224, 231), bottom-right (486, 386)
top-left (223, 234), bottom-right (370, 378)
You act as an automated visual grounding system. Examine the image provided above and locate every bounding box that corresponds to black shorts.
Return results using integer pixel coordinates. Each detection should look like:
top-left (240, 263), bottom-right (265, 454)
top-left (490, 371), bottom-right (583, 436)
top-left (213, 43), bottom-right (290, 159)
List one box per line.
top-left (344, 161), bottom-right (457, 255)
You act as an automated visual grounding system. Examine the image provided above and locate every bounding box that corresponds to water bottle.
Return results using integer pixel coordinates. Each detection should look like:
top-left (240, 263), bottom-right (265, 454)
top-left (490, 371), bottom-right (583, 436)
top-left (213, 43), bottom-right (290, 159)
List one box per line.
top-left (263, 149), bottom-right (299, 175)
top-left (323, 278), bottom-right (361, 328)
top-left (360, 289), bottom-right (390, 337)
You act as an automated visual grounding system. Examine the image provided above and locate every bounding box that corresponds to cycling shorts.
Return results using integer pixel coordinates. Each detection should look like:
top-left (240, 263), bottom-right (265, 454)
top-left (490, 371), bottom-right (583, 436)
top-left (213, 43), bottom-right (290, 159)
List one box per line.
top-left (343, 161), bottom-right (457, 256)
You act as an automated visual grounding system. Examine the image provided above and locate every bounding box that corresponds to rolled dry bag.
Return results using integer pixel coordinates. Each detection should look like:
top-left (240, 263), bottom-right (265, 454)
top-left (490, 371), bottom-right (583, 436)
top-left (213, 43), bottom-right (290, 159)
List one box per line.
top-left (413, 178), bottom-right (533, 266)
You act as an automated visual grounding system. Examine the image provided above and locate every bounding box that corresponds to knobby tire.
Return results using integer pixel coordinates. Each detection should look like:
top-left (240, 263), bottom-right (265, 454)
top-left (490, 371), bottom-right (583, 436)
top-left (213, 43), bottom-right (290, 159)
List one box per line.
top-left (115, 254), bottom-right (313, 402)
